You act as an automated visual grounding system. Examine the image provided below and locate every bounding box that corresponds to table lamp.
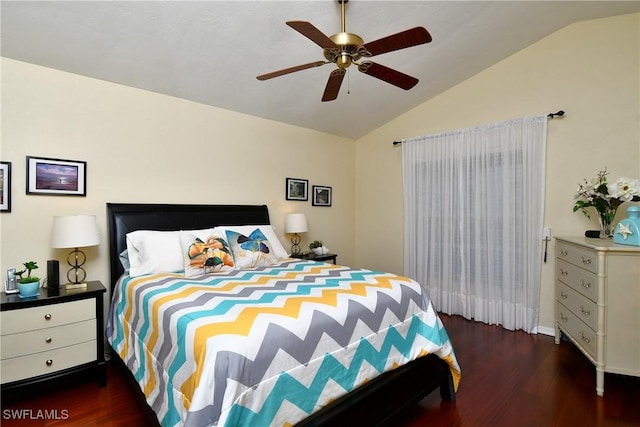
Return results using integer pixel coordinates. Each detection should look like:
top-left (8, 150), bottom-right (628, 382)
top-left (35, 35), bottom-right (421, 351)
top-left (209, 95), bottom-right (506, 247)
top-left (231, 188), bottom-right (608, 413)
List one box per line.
top-left (51, 215), bottom-right (101, 288)
top-left (285, 213), bottom-right (308, 255)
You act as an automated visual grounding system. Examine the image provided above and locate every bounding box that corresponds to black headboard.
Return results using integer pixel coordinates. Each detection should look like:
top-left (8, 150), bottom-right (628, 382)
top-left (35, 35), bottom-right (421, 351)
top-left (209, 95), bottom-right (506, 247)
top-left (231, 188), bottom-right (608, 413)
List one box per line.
top-left (106, 203), bottom-right (271, 292)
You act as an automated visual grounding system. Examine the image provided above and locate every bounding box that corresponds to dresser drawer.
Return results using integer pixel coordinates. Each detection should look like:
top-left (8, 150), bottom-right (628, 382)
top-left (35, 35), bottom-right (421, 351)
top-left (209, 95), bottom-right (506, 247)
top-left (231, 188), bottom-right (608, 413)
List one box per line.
top-left (1, 299), bottom-right (95, 335)
top-left (556, 241), bottom-right (598, 274)
top-left (557, 302), bottom-right (597, 359)
top-left (556, 282), bottom-right (597, 331)
top-left (0, 340), bottom-right (96, 384)
top-left (1, 319), bottom-right (96, 359)
top-left (556, 258), bottom-right (598, 301)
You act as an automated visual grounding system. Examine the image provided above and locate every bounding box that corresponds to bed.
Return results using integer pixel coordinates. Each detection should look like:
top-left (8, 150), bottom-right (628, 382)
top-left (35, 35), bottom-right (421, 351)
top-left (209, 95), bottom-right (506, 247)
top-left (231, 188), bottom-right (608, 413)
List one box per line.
top-left (105, 203), bottom-right (460, 427)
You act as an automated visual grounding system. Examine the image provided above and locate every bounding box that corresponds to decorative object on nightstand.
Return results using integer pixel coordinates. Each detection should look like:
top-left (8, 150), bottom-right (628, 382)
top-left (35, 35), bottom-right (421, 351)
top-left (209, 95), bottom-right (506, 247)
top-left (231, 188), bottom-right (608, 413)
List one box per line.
top-left (613, 206), bottom-right (640, 246)
top-left (15, 261), bottom-right (41, 298)
top-left (285, 213), bottom-right (308, 255)
top-left (50, 215), bottom-right (101, 289)
top-left (309, 240), bottom-right (329, 255)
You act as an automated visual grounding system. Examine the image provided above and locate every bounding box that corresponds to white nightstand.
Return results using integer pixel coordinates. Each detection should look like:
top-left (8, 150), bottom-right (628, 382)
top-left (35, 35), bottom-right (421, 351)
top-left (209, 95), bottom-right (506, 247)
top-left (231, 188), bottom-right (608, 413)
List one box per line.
top-left (0, 281), bottom-right (107, 392)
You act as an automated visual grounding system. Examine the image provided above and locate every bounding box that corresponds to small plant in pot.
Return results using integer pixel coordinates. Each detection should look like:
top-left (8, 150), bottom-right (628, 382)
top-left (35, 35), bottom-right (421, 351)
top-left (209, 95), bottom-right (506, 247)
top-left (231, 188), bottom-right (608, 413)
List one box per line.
top-left (309, 240), bottom-right (328, 255)
top-left (16, 261), bottom-right (41, 297)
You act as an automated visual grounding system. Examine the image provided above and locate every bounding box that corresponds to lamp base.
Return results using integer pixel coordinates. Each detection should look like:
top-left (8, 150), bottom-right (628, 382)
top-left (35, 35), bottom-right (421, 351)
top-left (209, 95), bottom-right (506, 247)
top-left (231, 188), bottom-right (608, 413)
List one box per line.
top-left (64, 282), bottom-right (87, 290)
top-left (290, 233), bottom-right (302, 255)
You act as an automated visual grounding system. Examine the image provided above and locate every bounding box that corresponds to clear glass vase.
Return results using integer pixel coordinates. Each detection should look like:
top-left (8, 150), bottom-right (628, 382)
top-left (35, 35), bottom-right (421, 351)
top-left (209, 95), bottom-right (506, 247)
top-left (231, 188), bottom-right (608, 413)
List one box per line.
top-left (598, 208), bottom-right (617, 238)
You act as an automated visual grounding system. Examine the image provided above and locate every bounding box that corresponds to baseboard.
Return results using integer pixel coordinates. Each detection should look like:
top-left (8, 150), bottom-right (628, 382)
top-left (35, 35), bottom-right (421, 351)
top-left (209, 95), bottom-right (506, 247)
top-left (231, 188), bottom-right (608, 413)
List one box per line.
top-left (536, 325), bottom-right (555, 336)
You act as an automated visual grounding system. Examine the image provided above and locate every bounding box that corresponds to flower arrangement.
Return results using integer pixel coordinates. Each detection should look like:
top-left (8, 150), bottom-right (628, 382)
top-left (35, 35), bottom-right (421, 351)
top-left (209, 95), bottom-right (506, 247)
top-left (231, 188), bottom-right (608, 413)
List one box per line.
top-left (573, 168), bottom-right (640, 237)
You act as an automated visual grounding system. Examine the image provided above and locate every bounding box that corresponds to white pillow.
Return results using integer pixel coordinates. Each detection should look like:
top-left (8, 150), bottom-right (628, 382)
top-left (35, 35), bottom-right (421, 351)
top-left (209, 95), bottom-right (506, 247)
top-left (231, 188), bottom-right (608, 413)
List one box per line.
top-left (125, 230), bottom-right (183, 277)
top-left (180, 229), bottom-right (235, 277)
top-left (215, 225), bottom-right (289, 259)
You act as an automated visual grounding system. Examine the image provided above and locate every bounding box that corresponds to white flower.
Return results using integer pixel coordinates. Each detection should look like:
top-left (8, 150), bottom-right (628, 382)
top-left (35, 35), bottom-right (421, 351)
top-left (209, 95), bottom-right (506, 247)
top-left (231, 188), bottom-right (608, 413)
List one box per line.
top-left (608, 177), bottom-right (640, 202)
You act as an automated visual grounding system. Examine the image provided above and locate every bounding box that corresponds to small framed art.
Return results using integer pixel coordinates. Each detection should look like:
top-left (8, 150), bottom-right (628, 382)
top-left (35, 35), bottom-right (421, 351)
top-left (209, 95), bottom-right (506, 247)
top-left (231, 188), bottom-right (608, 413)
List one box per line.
top-left (312, 185), bottom-right (332, 207)
top-left (286, 178), bottom-right (308, 201)
top-left (0, 161), bottom-right (11, 212)
top-left (26, 156), bottom-right (87, 196)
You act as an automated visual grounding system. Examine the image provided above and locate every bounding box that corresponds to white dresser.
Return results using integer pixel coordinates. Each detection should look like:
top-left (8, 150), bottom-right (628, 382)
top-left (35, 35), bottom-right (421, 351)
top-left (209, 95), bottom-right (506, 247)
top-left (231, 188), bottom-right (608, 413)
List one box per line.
top-left (555, 237), bottom-right (640, 396)
top-left (0, 281), bottom-right (106, 391)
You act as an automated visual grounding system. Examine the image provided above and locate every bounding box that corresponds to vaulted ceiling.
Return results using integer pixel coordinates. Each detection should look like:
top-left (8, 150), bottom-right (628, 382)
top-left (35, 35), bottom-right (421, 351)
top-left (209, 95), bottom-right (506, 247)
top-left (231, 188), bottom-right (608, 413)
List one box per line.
top-left (2, 1), bottom-right (638, 139)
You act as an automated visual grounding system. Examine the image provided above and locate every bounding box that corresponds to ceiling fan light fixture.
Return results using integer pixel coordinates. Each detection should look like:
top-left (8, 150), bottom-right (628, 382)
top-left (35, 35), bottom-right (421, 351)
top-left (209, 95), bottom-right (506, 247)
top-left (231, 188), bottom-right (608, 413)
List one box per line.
top-left (336, 53), bottom-right (352, 69)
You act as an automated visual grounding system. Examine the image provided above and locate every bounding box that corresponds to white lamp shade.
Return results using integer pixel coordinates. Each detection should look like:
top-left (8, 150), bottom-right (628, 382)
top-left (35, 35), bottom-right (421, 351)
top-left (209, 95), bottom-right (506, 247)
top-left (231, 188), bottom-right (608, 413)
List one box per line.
top-left (285, 213), bottom-right (308, 233)
top-left (51, 215), bottom-right (101, 248)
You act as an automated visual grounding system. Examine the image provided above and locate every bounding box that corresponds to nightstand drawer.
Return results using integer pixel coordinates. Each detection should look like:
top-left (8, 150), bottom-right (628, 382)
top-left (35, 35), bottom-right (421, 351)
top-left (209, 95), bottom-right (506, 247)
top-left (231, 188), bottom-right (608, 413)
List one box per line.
top-left (1, 319), bottom-right (96, 359)
top-left (1, 299), bottom-right (94, 335)
top-left (0, 340), bottom-right (96, 384)
top-left (557, 302), bottom-right (597, 359)
top-left (556, 258), bottom-right (597, 301)
top-left (556, 241), bottom-right (598, 274)
top-left (556, 282), bottom-right (597, 331)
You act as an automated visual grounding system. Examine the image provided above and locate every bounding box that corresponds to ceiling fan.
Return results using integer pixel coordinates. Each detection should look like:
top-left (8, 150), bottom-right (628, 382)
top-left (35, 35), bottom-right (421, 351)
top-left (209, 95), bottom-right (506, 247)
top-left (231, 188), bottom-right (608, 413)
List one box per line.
top-left (256, 0), bottom-right (432, 102)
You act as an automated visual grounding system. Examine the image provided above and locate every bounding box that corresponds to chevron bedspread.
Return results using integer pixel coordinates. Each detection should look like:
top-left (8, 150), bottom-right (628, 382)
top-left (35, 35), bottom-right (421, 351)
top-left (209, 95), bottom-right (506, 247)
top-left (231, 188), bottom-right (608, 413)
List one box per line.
top-left (106, 259), bottom-right (460, 427)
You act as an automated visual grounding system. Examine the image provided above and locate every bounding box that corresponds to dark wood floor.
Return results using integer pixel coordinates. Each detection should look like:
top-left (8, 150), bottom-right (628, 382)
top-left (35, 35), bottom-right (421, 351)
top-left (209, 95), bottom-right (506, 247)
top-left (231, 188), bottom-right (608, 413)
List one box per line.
top-left (2, 314), bottom-right (639, 426)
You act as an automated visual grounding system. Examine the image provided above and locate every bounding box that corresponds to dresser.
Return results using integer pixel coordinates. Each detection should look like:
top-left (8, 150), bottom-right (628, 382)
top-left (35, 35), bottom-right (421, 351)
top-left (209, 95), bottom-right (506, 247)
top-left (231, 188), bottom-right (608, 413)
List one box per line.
top-left (0, 281), bottom-right (106, 391)
top-left (554, 237), bottom-right (640, 396)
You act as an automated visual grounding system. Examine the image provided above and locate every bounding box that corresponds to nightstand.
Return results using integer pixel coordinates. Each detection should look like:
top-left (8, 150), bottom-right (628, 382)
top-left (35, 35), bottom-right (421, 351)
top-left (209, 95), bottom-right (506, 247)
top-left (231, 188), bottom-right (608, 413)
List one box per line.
top-left (0, 280), bottom-right (107, 392)
top-left (290, 253), bottom-right (338, 264)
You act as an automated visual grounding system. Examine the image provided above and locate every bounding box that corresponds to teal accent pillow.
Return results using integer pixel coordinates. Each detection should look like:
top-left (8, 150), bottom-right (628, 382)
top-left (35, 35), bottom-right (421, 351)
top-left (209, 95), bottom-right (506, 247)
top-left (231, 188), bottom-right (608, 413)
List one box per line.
top-left (226, 228), bottom-right (278, 269)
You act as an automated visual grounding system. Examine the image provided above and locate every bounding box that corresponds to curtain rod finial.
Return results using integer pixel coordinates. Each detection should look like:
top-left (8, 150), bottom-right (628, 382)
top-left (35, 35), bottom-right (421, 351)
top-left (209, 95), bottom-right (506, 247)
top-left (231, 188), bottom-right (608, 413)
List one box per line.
top-left (548, 110), bottom-right (565, 118)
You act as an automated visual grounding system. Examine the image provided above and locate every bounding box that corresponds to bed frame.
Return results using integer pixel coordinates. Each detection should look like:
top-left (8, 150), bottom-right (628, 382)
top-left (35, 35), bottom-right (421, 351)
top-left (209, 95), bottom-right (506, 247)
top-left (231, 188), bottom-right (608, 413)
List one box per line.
top-left (106, 203), bottom-right (455, 426)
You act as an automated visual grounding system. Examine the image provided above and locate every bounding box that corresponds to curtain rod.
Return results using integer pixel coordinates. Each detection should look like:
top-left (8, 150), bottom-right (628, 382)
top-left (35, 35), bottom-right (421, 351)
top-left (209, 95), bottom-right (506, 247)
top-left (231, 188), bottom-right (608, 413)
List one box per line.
top-left (392, 110), bottom-right (565, 145)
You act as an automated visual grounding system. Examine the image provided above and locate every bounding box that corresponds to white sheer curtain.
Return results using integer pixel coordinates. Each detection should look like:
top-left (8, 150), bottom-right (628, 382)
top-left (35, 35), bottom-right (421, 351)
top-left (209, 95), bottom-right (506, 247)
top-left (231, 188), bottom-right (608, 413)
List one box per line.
top-left (402, 116), bottom-right (547, 333)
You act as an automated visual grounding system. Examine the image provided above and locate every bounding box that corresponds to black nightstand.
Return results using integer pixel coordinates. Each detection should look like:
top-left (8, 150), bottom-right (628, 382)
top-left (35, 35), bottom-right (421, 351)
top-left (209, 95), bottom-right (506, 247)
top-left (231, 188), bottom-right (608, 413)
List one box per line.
top-left (0, 280), bottom-right (107, 393)
top-left (290, 253), bottom-right (338, 264)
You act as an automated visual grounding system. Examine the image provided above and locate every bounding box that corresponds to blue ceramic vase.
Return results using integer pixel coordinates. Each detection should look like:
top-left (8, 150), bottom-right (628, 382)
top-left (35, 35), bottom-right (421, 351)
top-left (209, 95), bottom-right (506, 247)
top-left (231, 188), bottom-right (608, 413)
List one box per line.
top-left (613, 206), bottom-right (640, 246)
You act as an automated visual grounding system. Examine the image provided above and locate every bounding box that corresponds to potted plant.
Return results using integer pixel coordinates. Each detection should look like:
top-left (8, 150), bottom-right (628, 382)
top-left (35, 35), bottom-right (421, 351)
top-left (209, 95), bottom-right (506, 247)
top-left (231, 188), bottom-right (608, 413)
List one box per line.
top-left (16, 261), bottom-right (41, 297)
top-left (309, 240), bottom-right (328, 255)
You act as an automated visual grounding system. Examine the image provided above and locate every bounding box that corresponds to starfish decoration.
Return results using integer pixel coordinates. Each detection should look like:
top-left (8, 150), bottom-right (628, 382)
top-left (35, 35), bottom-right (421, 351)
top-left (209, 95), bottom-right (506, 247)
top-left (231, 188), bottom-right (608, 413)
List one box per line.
top-left (616, 223), bottom-right (633, 240)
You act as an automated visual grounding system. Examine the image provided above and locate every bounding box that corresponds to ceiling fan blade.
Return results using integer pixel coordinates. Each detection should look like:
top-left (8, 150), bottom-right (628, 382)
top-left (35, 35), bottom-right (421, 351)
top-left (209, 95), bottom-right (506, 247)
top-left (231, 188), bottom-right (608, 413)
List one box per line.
top-left (360, 27), bottom-right (432, 57)
top-left (358, 61), bottom-right (418, 90)
top-left (286, 21), bottom-right (339, 49)
top-left (322, 69), bottom-right (346, 102)
top-left (257, 61), bottom-right (327, 81)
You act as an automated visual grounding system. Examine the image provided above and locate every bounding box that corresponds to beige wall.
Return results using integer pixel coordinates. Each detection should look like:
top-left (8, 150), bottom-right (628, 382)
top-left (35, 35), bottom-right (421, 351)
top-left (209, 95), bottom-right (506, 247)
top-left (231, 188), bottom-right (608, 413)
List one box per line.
top-left (355, 13), bottom-right (640, 333)
top-left (0, 58), bottom-right (355, 297)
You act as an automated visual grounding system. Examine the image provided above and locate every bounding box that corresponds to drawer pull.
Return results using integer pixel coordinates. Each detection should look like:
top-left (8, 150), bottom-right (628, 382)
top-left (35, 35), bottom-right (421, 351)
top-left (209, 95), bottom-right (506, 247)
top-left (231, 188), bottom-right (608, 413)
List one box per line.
top-left (560, 269), bottom-right (568, 276)
top-left (560, 314), bottom-right (568, 322)
top-left (45, 337), bottom-right (52, 343)
top-left (44, 314), bottom-right (52, 321)
top-left (580, 256), bottom-right (592, 265)
top-left (560, 291), bottom-right (568, 299)
top-left (45, 359), bottom-right (53, 367)
top-left (580, 306), bottom-right (591, 316)
top-left (580, 332), bottom-right (591, 344)
top-left (560, 249), bottom-right (568, 256)
top-left (579, 279), bottom-right (591, 289)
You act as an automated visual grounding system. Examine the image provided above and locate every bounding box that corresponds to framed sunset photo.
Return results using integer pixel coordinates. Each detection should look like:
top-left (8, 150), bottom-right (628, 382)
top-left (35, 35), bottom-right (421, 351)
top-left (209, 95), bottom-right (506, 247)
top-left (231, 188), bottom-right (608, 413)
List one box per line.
top-left (26, 156), bottom-right (86, 196)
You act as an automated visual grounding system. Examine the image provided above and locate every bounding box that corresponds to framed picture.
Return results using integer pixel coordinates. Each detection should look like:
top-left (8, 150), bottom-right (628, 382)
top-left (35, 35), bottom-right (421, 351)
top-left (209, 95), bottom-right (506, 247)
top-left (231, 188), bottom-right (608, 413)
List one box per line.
top-left (286, 178), bottom-right (308, 201)
top-left (26, 156), bottom-right (87, 196)
top-left (312, 185), bottom-right (332, 207)
top-left (0, 161), bottom-right (11, 212)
